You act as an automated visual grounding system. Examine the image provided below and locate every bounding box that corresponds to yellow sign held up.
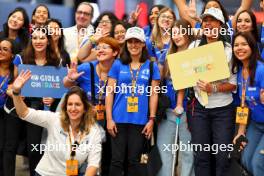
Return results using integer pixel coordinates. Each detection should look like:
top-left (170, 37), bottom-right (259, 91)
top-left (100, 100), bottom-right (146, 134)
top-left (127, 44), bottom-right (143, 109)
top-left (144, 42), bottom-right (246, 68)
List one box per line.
top-left (167, 41), bottom-right (230, 90)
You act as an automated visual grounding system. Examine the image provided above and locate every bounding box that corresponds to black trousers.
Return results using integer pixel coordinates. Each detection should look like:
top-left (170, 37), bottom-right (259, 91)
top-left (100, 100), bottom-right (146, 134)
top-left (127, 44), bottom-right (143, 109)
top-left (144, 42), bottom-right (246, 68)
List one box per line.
top-left (109, 123), bottom-right (145, 176)
top-left (26, 122), bottom-right (43, 176)
top-left (3, 112), bottom-right (25, 176)
top-left (188, 100), bottom-right (235, 176)
top-left (0, 108), bottom-right (6, 176)
top-left (23, 99), bottom-right (44, 176)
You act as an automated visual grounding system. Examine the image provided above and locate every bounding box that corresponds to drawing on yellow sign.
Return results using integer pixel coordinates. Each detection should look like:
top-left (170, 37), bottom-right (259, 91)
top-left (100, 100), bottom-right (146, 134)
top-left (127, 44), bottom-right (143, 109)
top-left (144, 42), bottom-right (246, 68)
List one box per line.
top-left (167, 41), bottom-right (230, 105)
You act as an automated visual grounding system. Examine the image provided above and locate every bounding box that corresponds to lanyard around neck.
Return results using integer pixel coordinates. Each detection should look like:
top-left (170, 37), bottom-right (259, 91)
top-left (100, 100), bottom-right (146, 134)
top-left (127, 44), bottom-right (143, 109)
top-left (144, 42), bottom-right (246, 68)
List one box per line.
top-left (98, 79), bottom-right (107, 104)
top-left (241, 68), bottom-right (248, 108)
top-left (0, 75), bottom-right (9, 90)
top-left (129, 63), bottom-right (142, 97)
top-left (68, 126), bottom-right (84, 159)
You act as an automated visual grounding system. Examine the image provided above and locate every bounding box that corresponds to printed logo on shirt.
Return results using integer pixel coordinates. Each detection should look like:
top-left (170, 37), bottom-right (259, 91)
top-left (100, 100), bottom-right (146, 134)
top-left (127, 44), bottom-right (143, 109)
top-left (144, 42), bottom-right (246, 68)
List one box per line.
top-left (248, 87), bottom-right (257, 91)
top-left (120, 71), bottom-right (129, 74)
top-left (141, 75), bottom-right (149, 80)
top-left (141, 69), bottom-right (150, 75)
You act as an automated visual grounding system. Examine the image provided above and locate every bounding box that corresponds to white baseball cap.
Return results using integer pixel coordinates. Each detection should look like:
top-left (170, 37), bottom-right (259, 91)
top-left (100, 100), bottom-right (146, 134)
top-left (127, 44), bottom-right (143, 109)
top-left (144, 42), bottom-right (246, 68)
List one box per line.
top-left (125, 27), bottom-right (146, 42)
top-left (200, 7), bottom-right (225, 24)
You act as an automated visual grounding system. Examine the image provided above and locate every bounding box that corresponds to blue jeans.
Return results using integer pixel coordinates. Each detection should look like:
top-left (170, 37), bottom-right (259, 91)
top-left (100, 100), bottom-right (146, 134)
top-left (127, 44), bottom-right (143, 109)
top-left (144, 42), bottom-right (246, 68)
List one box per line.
top-left (157, 109), bottom-right (194, 176)
top-left (242, 120), bottom-right (264, 176)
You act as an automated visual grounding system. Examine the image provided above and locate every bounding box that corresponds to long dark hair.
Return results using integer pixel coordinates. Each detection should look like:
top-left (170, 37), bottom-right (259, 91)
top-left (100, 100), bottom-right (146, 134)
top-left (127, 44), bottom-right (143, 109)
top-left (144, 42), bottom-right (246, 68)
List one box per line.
top-left (111, 20), bottom-right (131, 38)
top-left (231, 32), bottom-right (264, 86)
top-left (148, 4), bottom-right (165, 27)
top-left (201, 0), bottom-right (229, 23)
top-left (2, 7), bottom-right (29, 50)
top-left (120, 40), bottom-right (149, 65)
top-left (235, 10), bottom-right (259, 42)
top-left (46, 19), bottom-right (67, 57)
top-left (0, 38), bottom-right (19, 83)
top-left (31, 4), bottom-right (50, 24)
top-left (22, 27), bottom-right (60, 66)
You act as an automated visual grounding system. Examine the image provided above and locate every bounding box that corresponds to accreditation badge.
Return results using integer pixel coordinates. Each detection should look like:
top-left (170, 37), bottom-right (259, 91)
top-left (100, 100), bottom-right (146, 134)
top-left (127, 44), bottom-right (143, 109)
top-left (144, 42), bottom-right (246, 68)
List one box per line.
top-left (150, 57), bottom-right (156, 62)
top-left (236, 107), bottom-right (249, 125)
top-left (127, 97), bottom-right (138, 112)
top-left (95, 104), bottom-right (105, 120)
top-left (66, 159), bottom-right (78, 175)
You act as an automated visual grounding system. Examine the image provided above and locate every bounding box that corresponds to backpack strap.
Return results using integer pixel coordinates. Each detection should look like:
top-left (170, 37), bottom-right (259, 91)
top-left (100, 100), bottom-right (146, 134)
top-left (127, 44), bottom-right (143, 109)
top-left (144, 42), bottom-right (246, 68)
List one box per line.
top-left (148, 61), bottom-right (153, 87)
top-left (89, 62), bottom-right (96, 105)
top-left (147, 61), bottom-right (154, 117)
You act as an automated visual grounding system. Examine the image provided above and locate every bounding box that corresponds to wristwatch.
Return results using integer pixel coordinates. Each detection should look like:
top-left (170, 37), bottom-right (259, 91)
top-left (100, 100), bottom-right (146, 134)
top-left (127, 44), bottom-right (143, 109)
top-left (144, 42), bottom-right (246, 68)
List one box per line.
top-left (12, 90), bottom-right (20, 96)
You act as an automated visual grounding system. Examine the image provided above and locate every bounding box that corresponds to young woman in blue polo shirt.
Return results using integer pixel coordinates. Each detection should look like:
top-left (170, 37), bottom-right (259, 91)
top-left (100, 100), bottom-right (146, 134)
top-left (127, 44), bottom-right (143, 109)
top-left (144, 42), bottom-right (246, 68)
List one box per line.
top-left (106, 27), bottom-right (160, 176)
top-left (12, 27), bottom-right (60, 176)
top-left (64, 37), bottom-right (120, 175)
top-left (0, 38), bottom-right (16, 176)
top-left (232, 32), bottom-right (264, 176)
top-left (64, 37), bottom-right (120, 121)
top-left (157, 19), bottom-right (195, 176)
top-left (146, 7), bottom-right (176, 66)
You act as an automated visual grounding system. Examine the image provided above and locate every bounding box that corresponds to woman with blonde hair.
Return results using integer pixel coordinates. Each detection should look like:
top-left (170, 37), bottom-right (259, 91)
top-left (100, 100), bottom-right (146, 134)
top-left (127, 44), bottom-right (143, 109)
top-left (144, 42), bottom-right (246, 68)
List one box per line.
top-left (146, 7), bottom-right (176, 77)
top-left (157, 19), bottom-right (195, 176)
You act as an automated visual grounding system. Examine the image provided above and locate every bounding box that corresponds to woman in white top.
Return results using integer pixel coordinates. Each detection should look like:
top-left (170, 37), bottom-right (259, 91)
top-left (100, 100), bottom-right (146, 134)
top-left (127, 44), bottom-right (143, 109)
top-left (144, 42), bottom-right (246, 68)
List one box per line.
top-left (11, 71), bottom-right (104, 176)
top-left (187, 8), bottom-right (236, 176)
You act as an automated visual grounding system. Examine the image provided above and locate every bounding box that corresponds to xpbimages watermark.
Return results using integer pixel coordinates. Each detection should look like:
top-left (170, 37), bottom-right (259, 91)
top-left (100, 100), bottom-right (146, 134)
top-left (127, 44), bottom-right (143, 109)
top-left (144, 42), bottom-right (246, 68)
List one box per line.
top-left (163, 141), bottom-right (234, 155)
top-left (31, 143), bottom-right (101, 154)
top-left (98, 84), bottom-right (168, 96)
top-left (32, 27), bottom-right (100, 37)
top-left (162, 25), bottom-right (234, 39)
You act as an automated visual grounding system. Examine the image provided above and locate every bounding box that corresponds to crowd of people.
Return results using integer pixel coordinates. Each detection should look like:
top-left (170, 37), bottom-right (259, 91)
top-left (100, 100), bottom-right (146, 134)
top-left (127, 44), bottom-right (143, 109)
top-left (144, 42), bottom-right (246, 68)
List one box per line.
top-left (0, 0), bottom-right (263, 176)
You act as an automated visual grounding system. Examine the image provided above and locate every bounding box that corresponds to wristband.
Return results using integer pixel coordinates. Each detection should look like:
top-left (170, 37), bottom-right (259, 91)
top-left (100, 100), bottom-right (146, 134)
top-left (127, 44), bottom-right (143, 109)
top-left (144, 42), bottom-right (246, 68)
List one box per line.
top-left (12, 89), bottom-right (20, 96)
top-left (149, 116), bottom-right (155, 122)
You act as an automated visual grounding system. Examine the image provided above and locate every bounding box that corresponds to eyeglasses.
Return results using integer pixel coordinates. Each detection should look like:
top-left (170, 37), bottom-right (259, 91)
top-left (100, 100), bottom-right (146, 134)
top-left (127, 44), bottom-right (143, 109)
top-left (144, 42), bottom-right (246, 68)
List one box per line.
top-left (99, 20), bottom-right (111, 25)
top-left (160, 15), bottom-right (174, 21)
top-left (76, 10), bottom-right (91, 17)
top-left (95, 45), bottom-right (112, 50)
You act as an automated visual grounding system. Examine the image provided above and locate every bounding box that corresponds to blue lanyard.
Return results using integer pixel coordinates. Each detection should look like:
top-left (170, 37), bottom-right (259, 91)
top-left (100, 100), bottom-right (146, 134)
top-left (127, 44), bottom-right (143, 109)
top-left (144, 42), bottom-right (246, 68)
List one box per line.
top-left (146, 38), bottom-right (170, 60)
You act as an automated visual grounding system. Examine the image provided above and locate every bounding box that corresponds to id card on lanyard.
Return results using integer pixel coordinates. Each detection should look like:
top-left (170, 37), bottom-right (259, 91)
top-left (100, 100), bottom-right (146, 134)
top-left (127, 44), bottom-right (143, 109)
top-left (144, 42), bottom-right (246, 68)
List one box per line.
top-left (127, 64), bottom-right (141, 113)
top-left (236, 77), bottom-right (249, 125)
top-left (95, 79), bottom-right (106, 120)
top-left (66, 128), bottom-right (84, 175)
